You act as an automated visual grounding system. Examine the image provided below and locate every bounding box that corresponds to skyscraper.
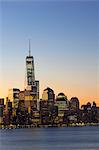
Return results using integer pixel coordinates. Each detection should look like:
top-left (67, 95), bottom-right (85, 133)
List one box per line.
top-left (42, 87), bottom-right (55, 102)
top-left (0, 98), bottom-right (4, 124)
top-left (24, 40), bottom-right (39, 111)
top-left (70, 97), bottom-right (79, 111)
top-left (8, 88), bottom-right (20, 109)
top-left (26, 40), bottom-right (35, 88)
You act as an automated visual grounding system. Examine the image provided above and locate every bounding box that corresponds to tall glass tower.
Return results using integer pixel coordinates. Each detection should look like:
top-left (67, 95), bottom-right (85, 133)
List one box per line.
top-left (26, 40), bottom-right (35, 86)
top-left (25, 40), bottom-right (39, 110)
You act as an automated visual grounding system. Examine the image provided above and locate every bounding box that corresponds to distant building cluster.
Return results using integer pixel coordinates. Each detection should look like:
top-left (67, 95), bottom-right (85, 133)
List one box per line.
top-left (0, 43), bottom-right (99, 126)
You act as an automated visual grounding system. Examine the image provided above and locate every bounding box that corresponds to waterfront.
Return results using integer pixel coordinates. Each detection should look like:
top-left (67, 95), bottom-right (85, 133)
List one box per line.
top-left (0, 126), bottom-right (99, 150)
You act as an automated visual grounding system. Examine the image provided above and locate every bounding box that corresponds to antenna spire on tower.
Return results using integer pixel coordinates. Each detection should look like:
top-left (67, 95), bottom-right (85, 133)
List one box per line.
top-left (29, 39), bottom-right (31, 56)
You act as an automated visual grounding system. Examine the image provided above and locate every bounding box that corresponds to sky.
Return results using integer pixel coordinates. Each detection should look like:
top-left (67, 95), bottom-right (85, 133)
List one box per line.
top-left (0, 0), bottom-right (99, 106)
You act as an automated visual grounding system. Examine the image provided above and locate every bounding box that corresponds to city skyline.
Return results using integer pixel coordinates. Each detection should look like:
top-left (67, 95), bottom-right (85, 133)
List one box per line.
top-left (0, 1), bottom-right (99, 105)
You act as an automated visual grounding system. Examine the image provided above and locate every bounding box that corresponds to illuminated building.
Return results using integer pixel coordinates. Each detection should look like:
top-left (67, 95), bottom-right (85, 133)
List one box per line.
top-left (42, 87), bottom-right (55, 102)
top-left (55, 93), bottom-right (69, 123)
top-left (40, 88), bottom-right (55, 124)
top-left (8, 88), bottom-right (20, 109)
top-left (0, 98), bottom-right (4, 124)
top-left (26, 40), bottom-right (35, 87)
top-left (32, 110), bottom-right (40, 125)
top-left (24, 40), bottom-right (39, 111)
top-left (39, 100), bottom-right (49, 125)
top-left (55, 93), bottom-right (69, 111)
top-left (70, 97), bottom-right (80, 110)
top-left (5, 98), bottom-right (12, 124)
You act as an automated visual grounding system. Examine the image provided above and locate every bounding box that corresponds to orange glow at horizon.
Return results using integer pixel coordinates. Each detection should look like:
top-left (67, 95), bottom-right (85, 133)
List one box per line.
top-left (0, 80), bottom-right (99, 107)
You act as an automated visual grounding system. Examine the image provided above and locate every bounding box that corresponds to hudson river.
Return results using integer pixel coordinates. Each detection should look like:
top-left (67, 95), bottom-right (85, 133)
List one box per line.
top-left (0, 126), bottom-right (99, 150)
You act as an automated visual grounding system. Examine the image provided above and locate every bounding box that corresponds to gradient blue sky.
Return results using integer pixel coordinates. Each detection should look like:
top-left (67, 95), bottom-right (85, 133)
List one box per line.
top-left (0, 0), bottom-right (99, 105)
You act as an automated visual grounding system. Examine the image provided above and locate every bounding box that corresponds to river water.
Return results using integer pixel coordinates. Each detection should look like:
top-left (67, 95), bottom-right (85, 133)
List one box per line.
top-left (0, 126), bottom-right (99, 150)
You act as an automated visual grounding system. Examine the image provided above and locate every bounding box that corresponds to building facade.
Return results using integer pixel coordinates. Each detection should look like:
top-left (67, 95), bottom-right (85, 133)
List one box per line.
top-left (70, 97), bottom-right (79, 110)
top-left (0, 98), bottom-right (4, 124)
top-left (42, 87), bottom-right (55, 102)
top-left (8, 88), bottom-right (20, 109)
top-left (24, 41), bottom-right (39, 111)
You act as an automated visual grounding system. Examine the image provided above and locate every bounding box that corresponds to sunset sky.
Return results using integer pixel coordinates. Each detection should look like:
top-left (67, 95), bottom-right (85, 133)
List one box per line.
top-left (0, 1), bottom-right (99, 106)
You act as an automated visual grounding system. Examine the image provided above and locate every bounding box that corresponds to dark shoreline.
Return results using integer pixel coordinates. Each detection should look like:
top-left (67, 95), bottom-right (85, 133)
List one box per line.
top-left (0, 123), bottom-right (99, 129)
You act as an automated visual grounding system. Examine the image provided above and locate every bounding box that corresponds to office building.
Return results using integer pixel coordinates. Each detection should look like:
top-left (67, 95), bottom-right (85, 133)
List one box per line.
top-left (8, 88), bottom-right (20, 109)
top-left (42, 87), bottom-right (55, 102)
top-left (70, 97), bottom-right (80, 110)
top-left (24, 40), bottom-right (39, 111)
top-left (0, 98), bottom-right (4, 124)
top-left (55, 93), bottom-right (69, 111)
